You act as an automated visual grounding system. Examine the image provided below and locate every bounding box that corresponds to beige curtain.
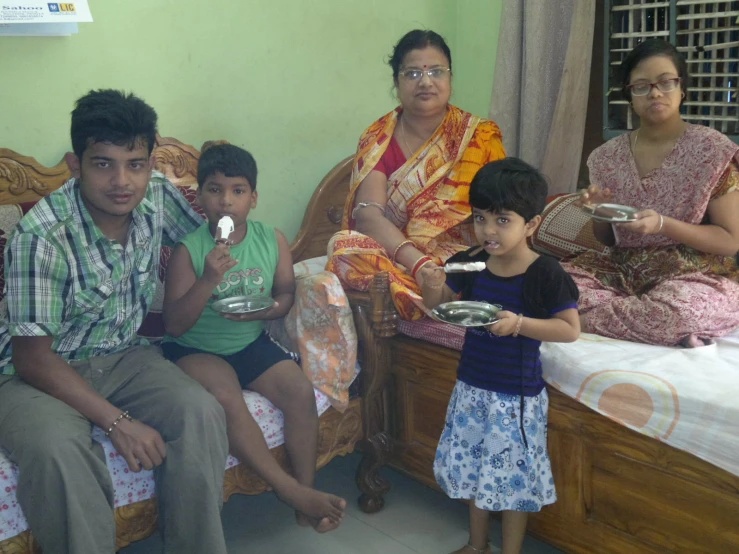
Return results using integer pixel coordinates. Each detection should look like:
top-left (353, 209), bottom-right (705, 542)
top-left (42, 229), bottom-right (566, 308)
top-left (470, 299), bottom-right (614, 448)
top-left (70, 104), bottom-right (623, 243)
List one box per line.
top-left (489, 0), bottom-right (595, 195)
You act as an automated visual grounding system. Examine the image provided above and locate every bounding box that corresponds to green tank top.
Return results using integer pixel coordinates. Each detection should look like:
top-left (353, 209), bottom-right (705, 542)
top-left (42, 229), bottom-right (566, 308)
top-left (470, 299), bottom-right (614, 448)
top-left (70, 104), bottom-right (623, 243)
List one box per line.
top-left (165, 220), bottom-right (279, 355)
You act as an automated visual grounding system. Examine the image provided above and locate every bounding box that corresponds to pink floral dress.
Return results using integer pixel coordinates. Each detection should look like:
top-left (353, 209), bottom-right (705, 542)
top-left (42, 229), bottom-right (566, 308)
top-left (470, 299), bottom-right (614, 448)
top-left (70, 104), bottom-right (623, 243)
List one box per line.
top-left (563, 124), bottom-right (739, 346)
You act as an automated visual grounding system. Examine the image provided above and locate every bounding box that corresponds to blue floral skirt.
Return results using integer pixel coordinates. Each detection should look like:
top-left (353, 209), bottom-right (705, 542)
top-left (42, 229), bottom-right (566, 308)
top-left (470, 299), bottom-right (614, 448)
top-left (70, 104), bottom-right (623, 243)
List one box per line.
top-left (433, 380), bottom-right (556, 512)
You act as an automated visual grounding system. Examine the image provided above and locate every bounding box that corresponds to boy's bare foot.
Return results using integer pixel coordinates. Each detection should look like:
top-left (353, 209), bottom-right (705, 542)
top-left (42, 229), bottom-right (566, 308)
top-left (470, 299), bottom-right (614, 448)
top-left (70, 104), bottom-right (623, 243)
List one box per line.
top-left (275, 482), bottom-right (345, 525)
top-left (296, 510), bottom-right (343, 533)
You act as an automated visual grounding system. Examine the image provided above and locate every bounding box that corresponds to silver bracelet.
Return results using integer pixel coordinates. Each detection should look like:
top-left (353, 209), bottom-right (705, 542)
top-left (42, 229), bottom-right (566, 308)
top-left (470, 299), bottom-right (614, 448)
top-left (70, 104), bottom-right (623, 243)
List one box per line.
top-left (657, 214), bottom-right (664, 234)
top-left (351, 201), bottom-right (385, 220)
top-left (105, 410), bottom-right (133, 437)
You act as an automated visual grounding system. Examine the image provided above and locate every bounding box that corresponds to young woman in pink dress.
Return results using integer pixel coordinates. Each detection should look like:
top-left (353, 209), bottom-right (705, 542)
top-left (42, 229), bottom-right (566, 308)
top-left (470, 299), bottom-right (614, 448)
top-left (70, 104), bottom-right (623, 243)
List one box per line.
top-left (564, 39), bottom-right (739, 347)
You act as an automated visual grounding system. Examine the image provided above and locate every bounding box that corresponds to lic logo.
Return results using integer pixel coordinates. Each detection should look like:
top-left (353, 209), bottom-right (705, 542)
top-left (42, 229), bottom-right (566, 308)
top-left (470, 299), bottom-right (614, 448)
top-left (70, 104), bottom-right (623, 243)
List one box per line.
top-left (47, 3), bottom-right (59, 11)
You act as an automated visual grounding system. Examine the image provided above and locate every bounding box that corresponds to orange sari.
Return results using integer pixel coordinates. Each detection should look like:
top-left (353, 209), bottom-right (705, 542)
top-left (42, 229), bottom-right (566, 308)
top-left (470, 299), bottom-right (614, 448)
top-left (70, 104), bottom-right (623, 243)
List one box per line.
top-left (326, 105), bottom-right (505, 320)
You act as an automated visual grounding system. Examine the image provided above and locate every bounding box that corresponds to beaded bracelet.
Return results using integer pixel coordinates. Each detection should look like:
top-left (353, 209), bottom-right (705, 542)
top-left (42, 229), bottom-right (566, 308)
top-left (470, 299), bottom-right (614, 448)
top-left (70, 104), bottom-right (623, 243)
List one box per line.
top-left (392, 239), bottom-right (415, 263)
top-left (512, 314), bottom-right (524, 338)
top-left (105, 410), bottom-right (133, 437)
top-left (411, 256), bottom-right (434, 279)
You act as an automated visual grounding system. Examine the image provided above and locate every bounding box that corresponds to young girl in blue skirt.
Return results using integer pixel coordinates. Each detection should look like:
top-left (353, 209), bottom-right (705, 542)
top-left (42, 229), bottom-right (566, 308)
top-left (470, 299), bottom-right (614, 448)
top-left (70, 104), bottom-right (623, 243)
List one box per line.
top-left (421, 158), bottom-right (580, 554)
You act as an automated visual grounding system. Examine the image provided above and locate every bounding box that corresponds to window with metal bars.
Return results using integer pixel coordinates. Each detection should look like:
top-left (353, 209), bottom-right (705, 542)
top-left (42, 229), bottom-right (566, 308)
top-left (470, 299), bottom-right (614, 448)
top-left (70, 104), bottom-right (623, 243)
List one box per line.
top-left (604, 0), bottom-right (738, 142)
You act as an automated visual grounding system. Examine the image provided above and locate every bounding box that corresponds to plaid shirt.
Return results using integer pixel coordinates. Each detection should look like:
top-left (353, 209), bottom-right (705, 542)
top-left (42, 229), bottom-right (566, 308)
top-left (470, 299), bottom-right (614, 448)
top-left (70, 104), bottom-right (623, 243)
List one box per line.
top-left (0, 172), bottom-right (202, 375)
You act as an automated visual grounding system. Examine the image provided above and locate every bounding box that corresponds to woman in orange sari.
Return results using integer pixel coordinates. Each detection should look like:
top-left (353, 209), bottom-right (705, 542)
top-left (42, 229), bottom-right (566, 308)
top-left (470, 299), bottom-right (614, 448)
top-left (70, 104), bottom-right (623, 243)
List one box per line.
top-left (327, 30), bottom-right (505, 320)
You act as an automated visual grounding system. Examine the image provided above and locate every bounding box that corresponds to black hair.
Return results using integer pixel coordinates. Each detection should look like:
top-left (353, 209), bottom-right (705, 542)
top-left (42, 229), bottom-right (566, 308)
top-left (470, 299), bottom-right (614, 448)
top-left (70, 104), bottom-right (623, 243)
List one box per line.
top-left (71, 89), bottom-right (158, 158)
top-left (197, 144), bottom-right (258, 191)
top-left (388, 29), bottom-right (452, 83)
top-left (469, 158), bottom-right (548, 222)
top-left (620, 39), bottom-right (689, 104)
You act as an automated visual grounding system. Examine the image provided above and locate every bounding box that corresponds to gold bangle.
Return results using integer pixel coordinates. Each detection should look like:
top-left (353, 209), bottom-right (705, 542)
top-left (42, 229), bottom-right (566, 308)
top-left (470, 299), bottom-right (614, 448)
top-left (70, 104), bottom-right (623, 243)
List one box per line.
top-left (392, 239), bottom-right (414, 263)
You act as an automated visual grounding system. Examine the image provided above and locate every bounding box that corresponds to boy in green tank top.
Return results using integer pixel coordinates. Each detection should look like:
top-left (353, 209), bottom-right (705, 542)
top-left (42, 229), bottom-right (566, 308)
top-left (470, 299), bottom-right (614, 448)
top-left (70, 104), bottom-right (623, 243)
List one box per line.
top-left (162, 144), bottom-right (346, 533)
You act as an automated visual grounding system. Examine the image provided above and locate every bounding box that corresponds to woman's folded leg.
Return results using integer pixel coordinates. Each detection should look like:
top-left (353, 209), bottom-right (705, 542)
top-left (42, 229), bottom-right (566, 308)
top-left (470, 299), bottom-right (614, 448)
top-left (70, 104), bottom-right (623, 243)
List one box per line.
top-left (578, 272), bottom-right (739, 346)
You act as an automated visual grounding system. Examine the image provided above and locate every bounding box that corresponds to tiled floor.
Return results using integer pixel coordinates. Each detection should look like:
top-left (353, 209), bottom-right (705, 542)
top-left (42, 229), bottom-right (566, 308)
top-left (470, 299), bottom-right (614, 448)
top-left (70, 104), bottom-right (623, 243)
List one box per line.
top-left (121, 452), bottom-right (563, 554)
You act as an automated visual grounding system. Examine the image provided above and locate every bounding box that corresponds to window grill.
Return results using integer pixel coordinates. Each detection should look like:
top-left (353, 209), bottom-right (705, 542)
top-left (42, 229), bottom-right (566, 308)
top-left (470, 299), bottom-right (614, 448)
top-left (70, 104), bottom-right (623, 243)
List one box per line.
top-left (604, 0), bottom-right (738, 141)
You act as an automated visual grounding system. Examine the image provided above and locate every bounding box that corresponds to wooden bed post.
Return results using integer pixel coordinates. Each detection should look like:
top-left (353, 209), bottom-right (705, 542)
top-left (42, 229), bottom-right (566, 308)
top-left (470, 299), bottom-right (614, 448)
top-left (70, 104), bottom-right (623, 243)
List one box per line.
top-left (352, 272), bottom-right (398, 513)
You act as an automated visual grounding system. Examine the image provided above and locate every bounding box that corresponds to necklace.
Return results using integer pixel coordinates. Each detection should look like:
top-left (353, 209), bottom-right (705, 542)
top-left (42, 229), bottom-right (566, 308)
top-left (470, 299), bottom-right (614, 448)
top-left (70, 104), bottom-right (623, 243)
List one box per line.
top-left (400, 115), bottom-right (413, 157)
top-left (400, 110), bottom-right (448, 158)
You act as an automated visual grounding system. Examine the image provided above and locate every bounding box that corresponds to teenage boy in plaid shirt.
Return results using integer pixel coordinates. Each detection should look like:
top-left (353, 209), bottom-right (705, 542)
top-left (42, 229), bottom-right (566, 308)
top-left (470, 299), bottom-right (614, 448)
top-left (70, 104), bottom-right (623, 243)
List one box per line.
top-left (0, 89), bottom-right (229, 554)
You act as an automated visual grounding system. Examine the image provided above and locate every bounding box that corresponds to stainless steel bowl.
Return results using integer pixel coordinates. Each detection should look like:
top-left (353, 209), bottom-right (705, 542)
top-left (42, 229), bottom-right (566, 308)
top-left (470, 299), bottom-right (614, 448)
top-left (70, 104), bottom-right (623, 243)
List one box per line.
top-left (431, 301), bottom-right (502, 327)
top-left (585, 203), bottom-right (638, 222)
top-left (211, 296), bottom-right (275, 314)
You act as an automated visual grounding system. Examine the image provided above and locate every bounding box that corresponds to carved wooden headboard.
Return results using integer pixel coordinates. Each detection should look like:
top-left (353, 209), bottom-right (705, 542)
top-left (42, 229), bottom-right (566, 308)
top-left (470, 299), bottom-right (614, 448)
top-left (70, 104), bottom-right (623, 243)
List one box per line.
top-left (0, 135), bottom-right (201, 206)
top-left (0, 135), bottom-right (353, 262)
top-left (291, 156), bottom-right (352, 261)
top-left (0, 149), bottom-right (69, 205)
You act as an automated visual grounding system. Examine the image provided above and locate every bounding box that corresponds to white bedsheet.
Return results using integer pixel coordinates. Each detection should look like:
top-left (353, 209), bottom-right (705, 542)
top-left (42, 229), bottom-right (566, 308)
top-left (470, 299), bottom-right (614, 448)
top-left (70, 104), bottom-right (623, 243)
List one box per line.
top-left (541, 329), bottom-right (739, 477)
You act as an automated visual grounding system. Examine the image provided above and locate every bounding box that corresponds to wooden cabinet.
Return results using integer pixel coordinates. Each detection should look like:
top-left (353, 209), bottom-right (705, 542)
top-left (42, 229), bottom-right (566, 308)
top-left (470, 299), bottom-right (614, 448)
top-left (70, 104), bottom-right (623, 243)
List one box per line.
top-left (387, 335), bottom-right (458, 489)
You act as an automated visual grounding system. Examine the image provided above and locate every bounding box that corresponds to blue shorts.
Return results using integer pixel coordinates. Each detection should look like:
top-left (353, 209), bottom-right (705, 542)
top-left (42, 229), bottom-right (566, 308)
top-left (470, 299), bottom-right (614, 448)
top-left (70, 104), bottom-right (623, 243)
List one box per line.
top-left (161, 332), bottom-right (297, 388)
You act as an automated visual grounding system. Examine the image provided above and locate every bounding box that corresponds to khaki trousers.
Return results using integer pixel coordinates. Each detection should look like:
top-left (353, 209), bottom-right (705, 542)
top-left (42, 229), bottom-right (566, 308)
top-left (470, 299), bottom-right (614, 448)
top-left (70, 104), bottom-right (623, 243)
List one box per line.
top-left (0, 345), bottom-right (229, 554)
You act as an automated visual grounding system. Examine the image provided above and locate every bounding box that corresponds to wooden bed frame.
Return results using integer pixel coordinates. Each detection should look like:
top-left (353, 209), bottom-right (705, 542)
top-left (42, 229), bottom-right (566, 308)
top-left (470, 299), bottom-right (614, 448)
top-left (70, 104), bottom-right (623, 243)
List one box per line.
top-left (382, 336), bottom-right (739, 554)
top-left (0, 139), bottom-right (392, 554)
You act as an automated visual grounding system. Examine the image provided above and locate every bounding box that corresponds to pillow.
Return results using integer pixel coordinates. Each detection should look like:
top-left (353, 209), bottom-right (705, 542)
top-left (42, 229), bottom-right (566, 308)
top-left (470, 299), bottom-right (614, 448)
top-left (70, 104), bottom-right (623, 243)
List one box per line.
top-left (266, 270), bottom-right (358, 411)
top-left (531, 193), bottom-right (609, 260)
top-left (294, 255), bottom-right (329, 279)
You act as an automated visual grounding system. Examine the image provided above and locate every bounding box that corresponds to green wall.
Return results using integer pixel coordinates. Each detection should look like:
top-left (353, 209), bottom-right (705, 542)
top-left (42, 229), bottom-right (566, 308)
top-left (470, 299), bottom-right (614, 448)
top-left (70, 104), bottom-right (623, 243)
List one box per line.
top-left (452, 0), bottom-right (503, 120)
top-left (0, 0), bottom-right (501, 240)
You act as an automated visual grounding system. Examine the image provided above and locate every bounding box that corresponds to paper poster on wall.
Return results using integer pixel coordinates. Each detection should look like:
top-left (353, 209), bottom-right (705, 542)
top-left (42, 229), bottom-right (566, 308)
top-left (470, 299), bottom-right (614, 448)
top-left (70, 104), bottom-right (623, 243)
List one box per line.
top-left (0, 21), bottom-right (78, 35)
top-left (0, 1), bottom-right (91, 23)
top-left (0, 1), bottom-right (91, 34)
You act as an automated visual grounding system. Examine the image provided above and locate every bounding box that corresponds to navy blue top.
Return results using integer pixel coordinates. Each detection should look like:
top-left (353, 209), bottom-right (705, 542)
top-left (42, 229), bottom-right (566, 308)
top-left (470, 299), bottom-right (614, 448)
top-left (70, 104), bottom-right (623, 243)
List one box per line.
top-left (446, 254), bottom-right (578, 396)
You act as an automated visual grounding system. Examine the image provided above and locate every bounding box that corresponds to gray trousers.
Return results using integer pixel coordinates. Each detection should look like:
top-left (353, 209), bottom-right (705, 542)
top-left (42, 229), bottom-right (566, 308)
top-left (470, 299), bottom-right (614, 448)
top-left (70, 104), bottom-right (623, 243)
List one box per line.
top-left (0, 345), bottom-right (229, 554)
